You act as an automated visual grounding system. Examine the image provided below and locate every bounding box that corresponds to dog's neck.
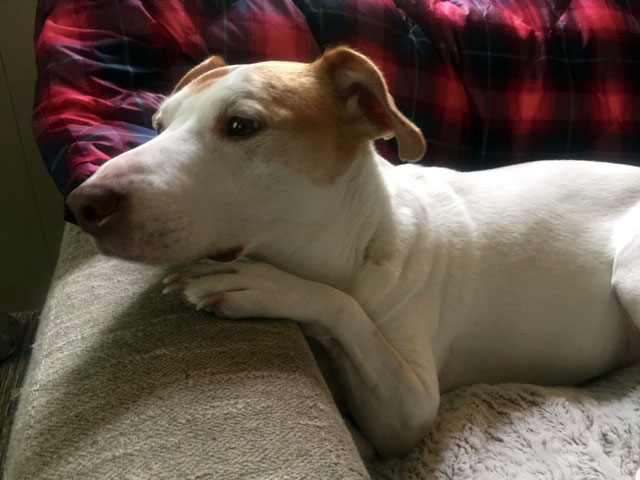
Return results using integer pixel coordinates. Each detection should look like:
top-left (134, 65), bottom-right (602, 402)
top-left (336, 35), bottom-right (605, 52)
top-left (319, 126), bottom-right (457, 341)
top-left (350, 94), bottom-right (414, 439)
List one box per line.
top-left (248, 145), bottom-right (399, 291)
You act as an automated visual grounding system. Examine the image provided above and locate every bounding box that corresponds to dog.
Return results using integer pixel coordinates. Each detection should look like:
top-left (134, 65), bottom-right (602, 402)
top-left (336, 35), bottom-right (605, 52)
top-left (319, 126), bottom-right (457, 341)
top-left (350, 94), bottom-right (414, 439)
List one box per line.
top-left (66, 47), bottom-right (640, 458)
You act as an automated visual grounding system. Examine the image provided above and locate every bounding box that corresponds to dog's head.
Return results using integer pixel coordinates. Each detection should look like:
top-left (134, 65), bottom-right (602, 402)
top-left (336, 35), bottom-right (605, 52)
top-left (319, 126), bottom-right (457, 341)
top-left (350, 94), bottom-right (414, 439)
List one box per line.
top-left (66, 47), bottom-right (426, 264)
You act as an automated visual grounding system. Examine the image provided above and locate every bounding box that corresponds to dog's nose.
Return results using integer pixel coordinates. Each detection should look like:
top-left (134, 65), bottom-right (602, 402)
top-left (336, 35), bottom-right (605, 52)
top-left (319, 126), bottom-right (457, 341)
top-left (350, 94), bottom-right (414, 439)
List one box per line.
top-left (66, 183), bottom-right (125, 234)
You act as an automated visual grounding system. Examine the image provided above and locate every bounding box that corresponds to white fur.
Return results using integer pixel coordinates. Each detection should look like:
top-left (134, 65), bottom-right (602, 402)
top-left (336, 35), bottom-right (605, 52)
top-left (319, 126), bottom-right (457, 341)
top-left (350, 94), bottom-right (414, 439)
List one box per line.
top-left (67, 58), bottom-right (640, 459)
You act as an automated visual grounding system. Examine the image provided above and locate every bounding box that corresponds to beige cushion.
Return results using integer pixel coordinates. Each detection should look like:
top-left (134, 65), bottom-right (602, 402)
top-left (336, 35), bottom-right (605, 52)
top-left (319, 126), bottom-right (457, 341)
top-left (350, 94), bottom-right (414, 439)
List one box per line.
top-left (5, 224), bottom-right (368, 479)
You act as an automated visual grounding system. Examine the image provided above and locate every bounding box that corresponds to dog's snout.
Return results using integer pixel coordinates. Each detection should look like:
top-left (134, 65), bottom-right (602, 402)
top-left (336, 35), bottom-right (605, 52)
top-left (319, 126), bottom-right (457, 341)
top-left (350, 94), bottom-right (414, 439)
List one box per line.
top-left (66, 183), bottom-right (125, 234)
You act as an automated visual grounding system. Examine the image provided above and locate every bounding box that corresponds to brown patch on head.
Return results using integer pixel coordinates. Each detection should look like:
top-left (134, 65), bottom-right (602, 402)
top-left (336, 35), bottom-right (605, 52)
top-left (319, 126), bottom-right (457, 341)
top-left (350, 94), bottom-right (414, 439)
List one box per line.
top-left (164, 49), bottom-right (424, 185)
top-left (240, 61), bottom-right (372, 185)
top-left (173, 55), bottom-right (227, 93)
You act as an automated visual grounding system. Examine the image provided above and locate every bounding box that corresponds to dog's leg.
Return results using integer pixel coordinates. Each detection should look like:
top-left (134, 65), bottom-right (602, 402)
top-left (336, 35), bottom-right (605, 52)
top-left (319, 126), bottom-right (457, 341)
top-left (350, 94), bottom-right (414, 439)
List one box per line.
top-left (612, 231), bottom-right (640, 330)
top-left (165, 259), bottom-right (439, 457)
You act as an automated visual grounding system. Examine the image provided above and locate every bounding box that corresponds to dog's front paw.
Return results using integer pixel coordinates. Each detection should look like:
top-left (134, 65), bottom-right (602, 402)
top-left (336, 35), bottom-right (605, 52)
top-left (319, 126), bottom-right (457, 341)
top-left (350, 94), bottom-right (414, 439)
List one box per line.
top-left (163, 259), bottom-right (310, 319)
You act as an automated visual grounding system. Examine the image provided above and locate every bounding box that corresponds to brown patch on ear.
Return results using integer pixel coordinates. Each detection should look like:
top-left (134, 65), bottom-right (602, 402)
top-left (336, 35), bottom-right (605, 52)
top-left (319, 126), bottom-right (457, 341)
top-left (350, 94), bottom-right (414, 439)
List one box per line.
top-left (318, 46), bottom-right (426, 162)
top-left (173, 55), bottom-right (227, 93)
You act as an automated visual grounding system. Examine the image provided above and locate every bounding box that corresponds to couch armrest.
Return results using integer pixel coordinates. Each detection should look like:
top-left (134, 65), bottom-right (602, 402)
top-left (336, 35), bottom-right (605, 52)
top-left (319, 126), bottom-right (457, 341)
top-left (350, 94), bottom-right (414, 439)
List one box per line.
top-left (5, 224), bottom-right (368, 479)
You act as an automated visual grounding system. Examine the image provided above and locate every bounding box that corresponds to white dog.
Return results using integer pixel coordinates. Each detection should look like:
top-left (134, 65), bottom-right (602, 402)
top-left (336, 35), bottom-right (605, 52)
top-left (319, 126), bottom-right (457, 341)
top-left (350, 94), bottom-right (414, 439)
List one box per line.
top-left (67, 47), bottom-right (640, 458)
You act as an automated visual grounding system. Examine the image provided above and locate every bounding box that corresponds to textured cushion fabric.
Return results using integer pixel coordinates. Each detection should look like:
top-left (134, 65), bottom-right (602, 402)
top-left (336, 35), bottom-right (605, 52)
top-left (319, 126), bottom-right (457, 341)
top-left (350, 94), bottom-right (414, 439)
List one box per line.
top-left (369, 364), bottom-right (640, 479)
top-left (4, 224), bottom-right (369, 479)
top-left (34, 0), bottom-right (640, 195)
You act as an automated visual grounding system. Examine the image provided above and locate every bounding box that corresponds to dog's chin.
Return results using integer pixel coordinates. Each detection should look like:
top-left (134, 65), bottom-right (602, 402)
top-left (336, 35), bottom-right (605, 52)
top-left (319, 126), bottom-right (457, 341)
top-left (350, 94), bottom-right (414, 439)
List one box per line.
top-left (91, 236), bottom-right (244, 266)
top-left (89, 237), bottom-right (188, 266)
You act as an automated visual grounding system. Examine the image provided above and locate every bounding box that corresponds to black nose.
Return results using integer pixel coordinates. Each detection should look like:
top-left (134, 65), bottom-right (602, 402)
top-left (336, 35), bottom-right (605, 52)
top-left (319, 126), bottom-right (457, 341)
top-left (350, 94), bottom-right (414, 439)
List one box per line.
top-left (66, 183), bottom-right (125, 234)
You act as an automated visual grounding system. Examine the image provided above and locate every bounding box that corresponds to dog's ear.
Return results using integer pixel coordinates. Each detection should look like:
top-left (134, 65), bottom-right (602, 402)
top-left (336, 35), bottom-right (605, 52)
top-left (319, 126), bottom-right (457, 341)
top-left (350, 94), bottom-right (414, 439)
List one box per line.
top-left (173, 55), bottom-right (227, 93)
top-left (319, 47), bottom-right (426, 162)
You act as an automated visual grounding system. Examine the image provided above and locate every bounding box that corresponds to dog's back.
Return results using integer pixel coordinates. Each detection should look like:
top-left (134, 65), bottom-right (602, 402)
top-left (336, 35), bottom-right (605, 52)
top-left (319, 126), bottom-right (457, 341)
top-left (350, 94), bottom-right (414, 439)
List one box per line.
top-left (400, 160), bottom-right (640, 390)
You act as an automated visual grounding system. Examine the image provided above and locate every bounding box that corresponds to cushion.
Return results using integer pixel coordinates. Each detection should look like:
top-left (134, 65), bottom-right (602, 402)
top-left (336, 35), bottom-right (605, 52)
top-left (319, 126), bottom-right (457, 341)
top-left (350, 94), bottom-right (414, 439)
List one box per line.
top-left (5, 224), bottom-right (369, 479)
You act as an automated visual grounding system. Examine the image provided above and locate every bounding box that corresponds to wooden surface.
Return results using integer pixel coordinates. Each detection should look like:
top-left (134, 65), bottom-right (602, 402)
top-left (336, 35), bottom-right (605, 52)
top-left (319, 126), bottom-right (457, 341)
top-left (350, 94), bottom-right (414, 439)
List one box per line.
top-left (0, 311), bottom-right (39, 470)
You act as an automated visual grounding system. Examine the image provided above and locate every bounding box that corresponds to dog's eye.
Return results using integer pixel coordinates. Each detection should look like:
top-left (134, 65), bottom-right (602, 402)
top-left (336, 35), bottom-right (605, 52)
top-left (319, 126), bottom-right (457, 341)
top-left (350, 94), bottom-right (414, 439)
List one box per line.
top-left (226, 116), bottom-right (260, 137)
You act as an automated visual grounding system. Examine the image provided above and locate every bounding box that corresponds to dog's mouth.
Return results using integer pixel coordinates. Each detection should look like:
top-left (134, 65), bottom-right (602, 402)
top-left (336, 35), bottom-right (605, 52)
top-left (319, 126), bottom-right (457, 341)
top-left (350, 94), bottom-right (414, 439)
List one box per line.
top-left (207, 246), bottom-right (244, 262)
top-left (99, 244), bottom-right (245, 265)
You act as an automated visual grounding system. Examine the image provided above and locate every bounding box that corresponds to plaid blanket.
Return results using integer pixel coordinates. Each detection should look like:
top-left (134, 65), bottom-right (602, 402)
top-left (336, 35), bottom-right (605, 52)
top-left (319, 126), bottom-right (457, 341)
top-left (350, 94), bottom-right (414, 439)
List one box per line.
top-left (33, 0), bottom-right (640, 195)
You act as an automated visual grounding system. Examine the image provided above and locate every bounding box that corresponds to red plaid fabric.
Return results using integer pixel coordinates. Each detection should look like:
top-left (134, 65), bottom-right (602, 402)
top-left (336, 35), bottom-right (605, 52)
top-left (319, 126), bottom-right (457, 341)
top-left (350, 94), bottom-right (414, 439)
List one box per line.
top-left (33, 0), bottom-right (640, 195)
